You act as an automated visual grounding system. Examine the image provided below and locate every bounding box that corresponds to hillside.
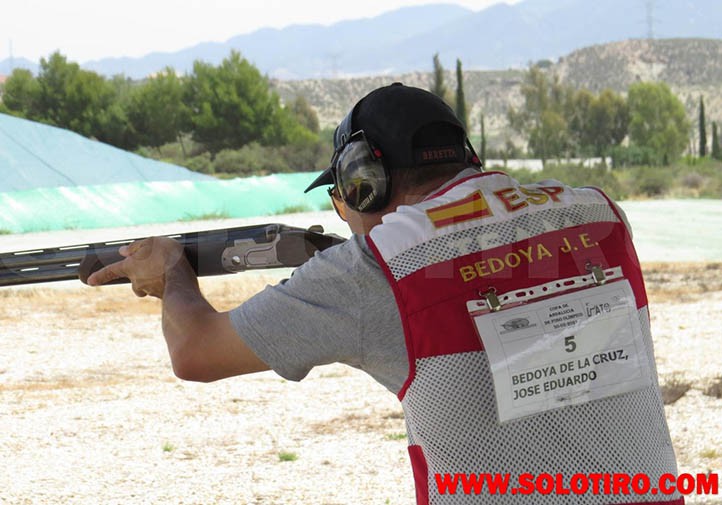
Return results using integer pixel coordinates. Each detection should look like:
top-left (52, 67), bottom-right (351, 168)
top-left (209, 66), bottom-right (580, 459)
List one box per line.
top-left (4, 0), bottom-right (722, 80)
top-left (271, 38), bottom-right (722, 149)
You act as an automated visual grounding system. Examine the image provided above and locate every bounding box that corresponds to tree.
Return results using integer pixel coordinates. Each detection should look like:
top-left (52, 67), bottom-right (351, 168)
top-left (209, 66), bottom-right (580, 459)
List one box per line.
top-left (712, 122), bottom-right (721, 161)
top-left (479, 113), bottom-right (487, 168)
top-left (565, 88), bottom-right (594, 156)
top-left (184, 51), bottom-right (305, 155)
top-left (699, 95), bottom-right (707, 157)
top-left (30, 52), bottom-right (125, 144)
top-left (127, 68), bottom-right (190, 151)
top-left (507, 65), bottom-right (569, 164)
top-left (627, 82), bottom-right (690, 165)
top-left (558, 86), bottom-right (629, 159)
top-left (35, 52), bottom-right (112, 132)
top-left (97, 75), bottom-right (138, 150)
top-left (0, 53), bottom-right (132, 148)
top-left (591, 89), bottom-right (629, 154)
top-left (1, 68), bottom-right (41, 118)
top-left (430, 53), bottom-right (450, 105)
top-left (288, 95), bottom-right (320, 134)
top-left (454, 59), bottom-right (467, 130)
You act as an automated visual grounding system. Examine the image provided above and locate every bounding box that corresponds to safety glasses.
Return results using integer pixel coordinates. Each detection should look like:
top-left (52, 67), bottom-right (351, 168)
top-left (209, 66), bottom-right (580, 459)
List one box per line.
top-left (327, 185), bottom-right (347, 222)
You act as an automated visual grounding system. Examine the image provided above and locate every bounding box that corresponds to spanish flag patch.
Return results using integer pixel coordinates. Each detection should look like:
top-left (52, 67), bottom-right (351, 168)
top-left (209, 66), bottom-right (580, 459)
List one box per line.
top-left (425, 191), bottom-right (493, 228)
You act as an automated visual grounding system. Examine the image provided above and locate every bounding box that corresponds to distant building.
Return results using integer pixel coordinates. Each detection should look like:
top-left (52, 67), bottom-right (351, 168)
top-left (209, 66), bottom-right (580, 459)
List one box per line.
top-left (486, 158), bottom-right (612, 172)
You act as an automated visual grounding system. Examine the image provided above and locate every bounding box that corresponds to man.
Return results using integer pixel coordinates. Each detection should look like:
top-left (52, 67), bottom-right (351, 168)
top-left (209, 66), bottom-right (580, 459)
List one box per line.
top-left (88, 83), bottom-right (682, 504)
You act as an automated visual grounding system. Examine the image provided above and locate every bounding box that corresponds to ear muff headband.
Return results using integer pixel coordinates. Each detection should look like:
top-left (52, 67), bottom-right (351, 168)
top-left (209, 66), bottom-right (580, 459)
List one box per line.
top-left (465, 138), bottom-right (483, 169)
top-left (332, 103), bottom-right (392, 213)
top-left (334, 108), bottom-right (354, 148)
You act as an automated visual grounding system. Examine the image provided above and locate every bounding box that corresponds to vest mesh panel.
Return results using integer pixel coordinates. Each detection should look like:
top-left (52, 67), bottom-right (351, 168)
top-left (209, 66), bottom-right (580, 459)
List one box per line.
top-left (369, 173), bottom-right (680, 504)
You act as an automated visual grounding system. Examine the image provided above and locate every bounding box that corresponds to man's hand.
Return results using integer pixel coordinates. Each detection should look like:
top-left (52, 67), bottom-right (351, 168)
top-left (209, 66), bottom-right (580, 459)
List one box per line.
top-left (86, 237), bottom-right (188, 298)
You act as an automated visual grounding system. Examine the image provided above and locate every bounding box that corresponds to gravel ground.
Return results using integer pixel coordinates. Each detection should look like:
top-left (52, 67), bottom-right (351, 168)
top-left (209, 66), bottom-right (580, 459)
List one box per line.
top-left (1, 253), bottom-right (720, 504)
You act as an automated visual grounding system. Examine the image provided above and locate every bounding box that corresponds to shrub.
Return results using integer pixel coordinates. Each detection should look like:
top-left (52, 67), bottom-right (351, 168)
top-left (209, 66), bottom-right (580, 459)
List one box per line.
top-left (674, 159), bottom-right (722, 198)
top-left (630, 166), bottom-right (674, 197)
top-left (609, 145), bottom-right (660, 168)
top-left (704, 377), bottom-right (722, 399)
top-left (279, 141), bottom-right (333, 173)
top-left (211, 143), bottom-right (286, 175)
top-left (278, 451), bottom-right (298, 462)
top-left (498, 164), bottom-right (625, 200)
top-left (542, 164), bottom-right (625, 200)
top-left (660, 373), bottom-right (692, 405)
top-left (502, 167), bottom-right (538, 185)
top-left (184, 152), bottom-right (213, 174)
top-left (680, 172), bottom-right (705, 190)
top-left (276, 204), bottom-right (313, 214)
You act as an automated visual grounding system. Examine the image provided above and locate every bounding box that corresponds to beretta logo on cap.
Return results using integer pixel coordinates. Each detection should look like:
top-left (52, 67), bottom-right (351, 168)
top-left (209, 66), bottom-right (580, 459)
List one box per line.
top-left (415, 145), bottom-right (464, 165)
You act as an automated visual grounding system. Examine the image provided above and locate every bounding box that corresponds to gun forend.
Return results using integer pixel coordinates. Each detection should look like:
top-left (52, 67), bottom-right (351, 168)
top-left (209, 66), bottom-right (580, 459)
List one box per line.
top-left (0, 223), bottom-right (346, 287)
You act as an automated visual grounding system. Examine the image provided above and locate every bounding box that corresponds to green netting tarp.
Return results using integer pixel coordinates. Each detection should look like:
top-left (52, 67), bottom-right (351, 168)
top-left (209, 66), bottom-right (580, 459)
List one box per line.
top-left (0, 112), bottom-right (212, 193)
top-left (0, 173), bottom-right (329, 233)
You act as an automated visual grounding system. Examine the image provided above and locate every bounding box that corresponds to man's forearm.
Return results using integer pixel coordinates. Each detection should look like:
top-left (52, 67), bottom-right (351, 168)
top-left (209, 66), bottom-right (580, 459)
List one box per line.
top-left (160, 259), bottom-right (270, 381)
top-left (161, 260), bottom-right (218, 379)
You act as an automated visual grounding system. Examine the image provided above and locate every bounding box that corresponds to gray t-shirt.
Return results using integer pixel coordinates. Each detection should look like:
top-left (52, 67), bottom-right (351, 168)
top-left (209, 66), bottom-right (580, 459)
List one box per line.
top-left (229, 171), bottom-right (633, 396)
top-left (229, 233), bottom-right (408, 394)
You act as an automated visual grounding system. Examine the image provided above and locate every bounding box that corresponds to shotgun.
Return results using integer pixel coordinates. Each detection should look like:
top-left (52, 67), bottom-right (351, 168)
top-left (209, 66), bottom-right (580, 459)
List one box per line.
top-left (0, 223), bottom-right (346, 287)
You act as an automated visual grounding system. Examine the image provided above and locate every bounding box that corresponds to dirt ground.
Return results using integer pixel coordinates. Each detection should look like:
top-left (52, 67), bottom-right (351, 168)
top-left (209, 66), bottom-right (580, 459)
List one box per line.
top-left (1, 262), bottom-right (721, 504)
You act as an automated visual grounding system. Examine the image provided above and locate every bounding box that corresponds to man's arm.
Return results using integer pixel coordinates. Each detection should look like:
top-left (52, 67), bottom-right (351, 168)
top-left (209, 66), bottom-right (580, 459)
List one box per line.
top-left (160, 259), bottom-right (269, 382)
top-left (87, 237), bottom-right (269, 382)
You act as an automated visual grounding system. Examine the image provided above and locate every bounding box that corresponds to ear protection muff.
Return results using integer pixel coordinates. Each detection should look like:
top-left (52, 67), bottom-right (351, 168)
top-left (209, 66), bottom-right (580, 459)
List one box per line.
top-left (331, 107), bottom-right (392, 213)
top-left (333, 133), bottom-right (391, 213)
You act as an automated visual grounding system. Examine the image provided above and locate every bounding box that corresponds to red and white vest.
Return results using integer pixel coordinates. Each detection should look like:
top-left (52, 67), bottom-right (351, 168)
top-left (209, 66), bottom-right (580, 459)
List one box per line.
top-left (367, 171), bottom-right (682, 505)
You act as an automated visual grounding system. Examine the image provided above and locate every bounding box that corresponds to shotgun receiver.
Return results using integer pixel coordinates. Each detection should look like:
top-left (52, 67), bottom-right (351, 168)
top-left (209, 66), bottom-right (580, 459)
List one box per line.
top-left (0, 223), bottom-right (346, 287)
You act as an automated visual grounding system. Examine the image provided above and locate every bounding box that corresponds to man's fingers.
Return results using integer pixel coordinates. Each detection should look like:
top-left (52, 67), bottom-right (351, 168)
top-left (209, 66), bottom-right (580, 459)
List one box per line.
top-left (120, 239), bottom-right (146, 258)
top-left (132, 286), bottom-right (148, 298)
top-left (87, 259), bottom-right (128, 286)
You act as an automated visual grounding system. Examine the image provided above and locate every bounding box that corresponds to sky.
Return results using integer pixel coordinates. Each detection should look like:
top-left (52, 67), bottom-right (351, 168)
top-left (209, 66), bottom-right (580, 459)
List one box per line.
top-left (0, 0), bottom-right (522, 63)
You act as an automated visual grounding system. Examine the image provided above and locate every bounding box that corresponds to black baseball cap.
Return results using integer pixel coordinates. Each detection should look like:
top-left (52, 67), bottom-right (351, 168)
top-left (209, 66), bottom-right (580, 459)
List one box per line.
top-left (304, 83), bottom-right (468, 192)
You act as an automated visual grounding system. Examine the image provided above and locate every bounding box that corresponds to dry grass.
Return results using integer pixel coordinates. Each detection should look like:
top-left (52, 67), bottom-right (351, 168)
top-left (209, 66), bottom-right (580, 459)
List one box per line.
top-left (0, 273), bottom-right (284, 318)
top-left (0, 262), bottom-right (715, 312)
top-left (660, 372), bottom-right (693, 405)
top-left (642, 262), bottom-right (722, 303)
top-left (1, 261), bottom-right (721, 504)
top-left (703, 377), bottom-right (722, 399)
top-left (309, 410), bottom-right (406, 436)
top-left (0, 371), bottom-right (174, 393)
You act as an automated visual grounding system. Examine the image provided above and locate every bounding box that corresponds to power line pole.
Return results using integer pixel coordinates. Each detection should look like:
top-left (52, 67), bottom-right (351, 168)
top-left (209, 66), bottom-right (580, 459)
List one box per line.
top-left (326, 52), bottom-right (340, 78)
top-left (8, 39), bottom-right (14, 71)
top-left (646, 0), bottom-right (656, 39)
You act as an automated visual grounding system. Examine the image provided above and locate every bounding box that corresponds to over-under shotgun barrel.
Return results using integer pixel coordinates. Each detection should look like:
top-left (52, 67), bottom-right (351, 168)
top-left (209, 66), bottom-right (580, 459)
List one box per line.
top-left (0, 224), bottom-right (345, 287)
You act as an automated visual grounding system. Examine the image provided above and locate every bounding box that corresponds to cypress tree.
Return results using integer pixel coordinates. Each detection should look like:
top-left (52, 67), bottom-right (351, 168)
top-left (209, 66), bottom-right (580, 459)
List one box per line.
top-left (480, 112), bottom-right (487, 169)
top-left (699, 95), bottom-right (707, 157)
top-left (431, 53), bottom-right (448, 102)
top-left (454, 58), bottom-right (468, 130)
top-left (712, 122), bottom-right (721, 161)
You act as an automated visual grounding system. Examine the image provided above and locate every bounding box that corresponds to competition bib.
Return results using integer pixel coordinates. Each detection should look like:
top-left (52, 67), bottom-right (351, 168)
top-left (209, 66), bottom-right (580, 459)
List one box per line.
top-left (467, 272), bottom-right (652, 423)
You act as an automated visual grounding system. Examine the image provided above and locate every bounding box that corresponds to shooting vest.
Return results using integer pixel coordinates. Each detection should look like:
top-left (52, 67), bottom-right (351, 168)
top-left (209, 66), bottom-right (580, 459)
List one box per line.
top-left (367, 171), bottom-right (682, 505)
